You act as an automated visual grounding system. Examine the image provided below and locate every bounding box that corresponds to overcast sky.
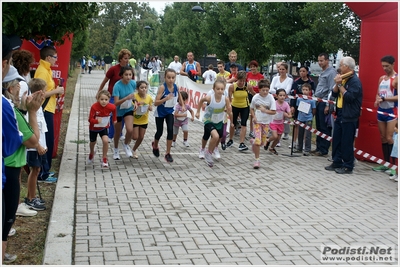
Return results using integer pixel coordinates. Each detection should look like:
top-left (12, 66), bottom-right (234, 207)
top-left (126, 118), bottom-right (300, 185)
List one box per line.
top-left (148, 1), bottom-right (171, 15)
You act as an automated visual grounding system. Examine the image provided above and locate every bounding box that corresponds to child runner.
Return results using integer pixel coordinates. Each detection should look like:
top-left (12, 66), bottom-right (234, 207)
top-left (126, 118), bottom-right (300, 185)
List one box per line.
top-left (202, 64), bottom-right (217, 85)
top-left (152, 68), bottom-right (185, 162)
top-left (172, 91), bottom-right (194, 147)
top-left (226, 70), bottom-right (256, 151)
top-left (87, 90), bottom-right (117, 167)
top-left (196, 80), bottom-right (234, 167)
top-left (265, 88), bottom-right (292, 155)
top-left (249, 79), bottom-right (276, 169)
top-left (294, 83), bottom-right (316, 156)
top-left (131, 81), bottom-right (153, 159)
top-left (112, 66), bottom-right (137, 159)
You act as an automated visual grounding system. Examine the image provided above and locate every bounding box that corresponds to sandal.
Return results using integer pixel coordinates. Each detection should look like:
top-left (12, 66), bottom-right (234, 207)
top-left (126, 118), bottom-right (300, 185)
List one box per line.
top-left (269, 148), bottom-right (278, 155)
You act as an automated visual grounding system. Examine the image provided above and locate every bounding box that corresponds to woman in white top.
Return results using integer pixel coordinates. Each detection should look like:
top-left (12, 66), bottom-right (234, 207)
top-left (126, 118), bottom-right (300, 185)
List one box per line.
top-left (270, 62), bottom-right (293, 140)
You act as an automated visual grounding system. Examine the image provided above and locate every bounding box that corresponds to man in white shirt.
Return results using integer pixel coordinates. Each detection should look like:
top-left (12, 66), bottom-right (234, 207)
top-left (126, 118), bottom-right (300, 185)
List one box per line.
top-left (168, 55), bottom-right (182, 74)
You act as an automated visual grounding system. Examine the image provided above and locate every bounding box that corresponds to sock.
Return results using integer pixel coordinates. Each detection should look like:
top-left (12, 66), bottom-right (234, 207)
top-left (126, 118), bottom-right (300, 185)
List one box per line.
top-left (382, 143), bottom-right (389, 162)
top-left (103, 158), bottom-right (107, 163)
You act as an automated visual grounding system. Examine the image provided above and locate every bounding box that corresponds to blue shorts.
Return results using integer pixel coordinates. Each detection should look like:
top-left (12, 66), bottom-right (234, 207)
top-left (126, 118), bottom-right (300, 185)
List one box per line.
top-left (377, 107), bottom-right (397, 122)
top-left (27, 151), bottom-right (47, 168)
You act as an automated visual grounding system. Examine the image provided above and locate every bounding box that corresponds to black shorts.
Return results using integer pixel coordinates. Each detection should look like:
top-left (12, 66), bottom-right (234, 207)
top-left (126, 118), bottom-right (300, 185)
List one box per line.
top-left (133, 124), bottom-right (148, 129)
top-left (117, 110), bottom-right (134, 122)
top-left (202, 123), bottom-right (223, 141)
top-left (89, 128), bottom-right (108, 142)
top-left (232, 106), bottom-right (250, 126)
top-left (27, 151), bottom-right (47, 167)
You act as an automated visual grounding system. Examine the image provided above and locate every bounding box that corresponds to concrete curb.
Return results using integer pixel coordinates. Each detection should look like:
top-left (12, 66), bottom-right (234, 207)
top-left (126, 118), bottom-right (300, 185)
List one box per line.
top-left (42, 74), bottom-right (81, 265)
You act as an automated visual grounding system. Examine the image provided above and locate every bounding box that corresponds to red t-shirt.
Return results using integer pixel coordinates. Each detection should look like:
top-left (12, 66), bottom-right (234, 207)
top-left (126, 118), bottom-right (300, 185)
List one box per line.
top-left (88, 102), bottom-right (117, 131)
top-left (246, 72), bottom-right (264, 93)
top-left (106, 65), bottom-right (122, 94)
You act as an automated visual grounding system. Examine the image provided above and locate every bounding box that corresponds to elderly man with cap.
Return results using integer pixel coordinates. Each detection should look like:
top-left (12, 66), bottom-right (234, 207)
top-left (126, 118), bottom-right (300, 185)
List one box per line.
top-left (2, 34), bottom-right (44, 264)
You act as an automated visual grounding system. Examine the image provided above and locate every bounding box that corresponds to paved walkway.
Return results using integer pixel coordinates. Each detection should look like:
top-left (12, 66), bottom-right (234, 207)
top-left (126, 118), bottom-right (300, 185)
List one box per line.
top-left (43, 69), bottom-right (398, 265)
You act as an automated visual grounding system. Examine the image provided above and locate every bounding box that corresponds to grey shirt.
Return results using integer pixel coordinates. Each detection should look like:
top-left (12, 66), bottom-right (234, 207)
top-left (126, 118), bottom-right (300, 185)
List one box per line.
top-left (314, 66), bottom-right (337, 100)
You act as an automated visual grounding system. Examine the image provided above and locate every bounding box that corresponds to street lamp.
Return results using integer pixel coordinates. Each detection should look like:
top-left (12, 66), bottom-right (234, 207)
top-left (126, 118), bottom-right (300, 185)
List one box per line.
top-left (144, 26), bottom-right (155, 56)
top-left (191, 5), bottom-right (207, 75)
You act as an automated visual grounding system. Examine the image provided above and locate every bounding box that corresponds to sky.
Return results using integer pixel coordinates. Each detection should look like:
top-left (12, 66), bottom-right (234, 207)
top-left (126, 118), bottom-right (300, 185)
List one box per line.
top-left (148, 1), bottom-right (172, 15)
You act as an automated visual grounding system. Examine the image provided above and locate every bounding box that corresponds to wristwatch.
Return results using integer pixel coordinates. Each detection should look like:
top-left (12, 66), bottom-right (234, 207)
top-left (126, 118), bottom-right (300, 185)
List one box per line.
top-left (337, 84), bottom-right (342, 88)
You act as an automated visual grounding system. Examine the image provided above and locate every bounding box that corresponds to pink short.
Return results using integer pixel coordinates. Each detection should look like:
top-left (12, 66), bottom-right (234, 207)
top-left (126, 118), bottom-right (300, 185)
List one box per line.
top-left (269, 122), bottom-right (284, 135)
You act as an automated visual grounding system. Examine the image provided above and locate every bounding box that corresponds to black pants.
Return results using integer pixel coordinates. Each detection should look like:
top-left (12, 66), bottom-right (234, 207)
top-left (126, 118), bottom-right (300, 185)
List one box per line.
top-left (2, 166), bottom-right (21, 241)
top-left (39, 111), bottom-right (54, 180)
top-left (154, 114), bottom-right (174, 141)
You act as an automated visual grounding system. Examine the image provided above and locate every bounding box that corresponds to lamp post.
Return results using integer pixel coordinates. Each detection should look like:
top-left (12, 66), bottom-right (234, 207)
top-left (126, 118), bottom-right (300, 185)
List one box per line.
top-left (144, 26), bottom-right (155, 57)
top-left (191, 5), bottom-right (207, 75)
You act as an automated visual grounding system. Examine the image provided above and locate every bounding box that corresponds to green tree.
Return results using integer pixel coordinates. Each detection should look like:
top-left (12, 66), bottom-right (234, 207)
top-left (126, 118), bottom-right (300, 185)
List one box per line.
top-left (2, 3), bottom-right (98, 44)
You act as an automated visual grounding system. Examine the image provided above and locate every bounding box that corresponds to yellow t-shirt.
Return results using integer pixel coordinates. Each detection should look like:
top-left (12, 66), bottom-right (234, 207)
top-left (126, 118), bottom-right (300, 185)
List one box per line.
top-left (231, 83), bottom-right (249, 108)
top-left (133, 93), bottom-right (153, 125)
top-left (34, 59), bottom-right (56, 113)
top-left (217, 71), bottom-right (230, 79)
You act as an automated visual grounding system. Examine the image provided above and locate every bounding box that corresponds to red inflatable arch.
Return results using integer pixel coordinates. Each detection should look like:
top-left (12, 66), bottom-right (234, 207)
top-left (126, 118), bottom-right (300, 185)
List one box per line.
top-left (346, 2), bottom-right (398, 161)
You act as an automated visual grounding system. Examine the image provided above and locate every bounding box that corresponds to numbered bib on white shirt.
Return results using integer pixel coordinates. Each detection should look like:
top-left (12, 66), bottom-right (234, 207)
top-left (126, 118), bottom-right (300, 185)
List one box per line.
top-left (135, 104), bottom-right (149, 115)
top-left (177, 110), bottom-right (188, 121)
top-left (164, 95), bottom-right (177, 108)
top-left (298, 101), bottom-right (311, 114)
top-left (255, 109), bottom-right (269, 122)
top-left (94, 116), bottom-right (110, 127)
top-left (120, 99), bottom-right (132, 109)
top-left (211, 112), bottom-right (224, 123)
top-left (274, 111), bottom-right (284, 121)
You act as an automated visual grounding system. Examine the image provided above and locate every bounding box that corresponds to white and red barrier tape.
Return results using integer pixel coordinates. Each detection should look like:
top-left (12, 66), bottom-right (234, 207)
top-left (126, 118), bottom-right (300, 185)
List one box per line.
top-left (278, 93), bottom-right (398, 118)
top-left (287, 119), bottom-right (397, 170)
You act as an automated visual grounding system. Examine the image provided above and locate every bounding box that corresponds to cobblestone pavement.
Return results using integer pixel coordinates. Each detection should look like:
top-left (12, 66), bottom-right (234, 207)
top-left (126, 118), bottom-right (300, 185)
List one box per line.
top-left (48, 70), bottom-right (398, 265)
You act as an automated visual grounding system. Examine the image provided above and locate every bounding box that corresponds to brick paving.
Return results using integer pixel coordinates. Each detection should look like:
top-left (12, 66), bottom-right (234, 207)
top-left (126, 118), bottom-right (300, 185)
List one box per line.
top-left (52, 70), bottom-right (398, 265)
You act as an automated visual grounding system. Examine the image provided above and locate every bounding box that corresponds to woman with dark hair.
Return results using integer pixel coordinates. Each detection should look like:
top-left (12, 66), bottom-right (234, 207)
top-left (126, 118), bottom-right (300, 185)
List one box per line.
top-left (373, 55), bottom-right (398, 173)
top-left (290, 66), bottom-right (315, 148)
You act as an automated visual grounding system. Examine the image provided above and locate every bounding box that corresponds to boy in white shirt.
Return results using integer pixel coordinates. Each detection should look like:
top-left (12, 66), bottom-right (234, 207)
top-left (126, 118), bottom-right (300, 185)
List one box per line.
top-left (25, 78), bottom-right (48, 211)
top-left (250, 79), bottom-right (276, 169)
top-left (202, 64), bottom-right (217, 85)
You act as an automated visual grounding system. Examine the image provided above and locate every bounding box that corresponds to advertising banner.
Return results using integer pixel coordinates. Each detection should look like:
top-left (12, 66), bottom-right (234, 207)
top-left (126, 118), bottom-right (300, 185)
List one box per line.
top-left (21, 34), bottom-right (73, 158)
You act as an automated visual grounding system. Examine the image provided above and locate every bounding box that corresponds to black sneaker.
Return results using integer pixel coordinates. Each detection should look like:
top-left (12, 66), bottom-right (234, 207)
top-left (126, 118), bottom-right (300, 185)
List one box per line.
top-left (152, 141), bottom-right (160, 157)
top-left (325, 163), bottom-right (340, 171)
top-left (335, 167), bottom-right (353, 174)
top-left (25, 198), bottom-right (46, 211)
top-left (35, 197), bottom-right (45, 204)
top-left (264, 141), bottom-right (270, 150)
top-left (164, 153), bottom-right (173, 163)
top-left (221, 143), bottom-right (226, 151)
top-left (226, 139), bottom-right (233, 148)
top-left (238, 143), bottom-right (249, 151)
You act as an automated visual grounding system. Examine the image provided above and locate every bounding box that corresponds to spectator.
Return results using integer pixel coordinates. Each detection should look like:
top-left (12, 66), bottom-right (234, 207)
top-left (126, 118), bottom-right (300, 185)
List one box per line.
top-left (311, 53), bottom-right (337, 157)
top-left (34, 46), bottom-right (64, 183)
top-left (140, 54), bottom-right (151, 70)
top-left (202, 64), bottom-right (217, 85)
top-left (81, 56), bottom-right (86, 74)
top-left (325, 56), bottom-right (363, 174)
top-left (180, 52), bottom-right (202, 82)
top-left (155, 55), bottom-right (163, 71)
top-left (168, 55), bottom-right (182, 74)
top-left (216, 60), bottom-right (230, 81)
top-left (226, 63), bottom-right (239, 83)
top-left (224, 50), bottom-right (244, 71)
top-left (129, 55), bottom-right (137, 68)
top-left (87, 58), bottom-right (93, 74)
top-left (2, 34), bottom-right (24, 264)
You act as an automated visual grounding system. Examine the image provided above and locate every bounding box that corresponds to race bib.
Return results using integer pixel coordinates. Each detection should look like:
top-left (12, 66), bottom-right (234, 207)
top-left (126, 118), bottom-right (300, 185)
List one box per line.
top-left (298, 101), bottom-right (311, 114)
top-left (211, 112), bottom-right (224, 123)
top-left (274, 111), bottom-right (284, 121)
top-left (164, 95), bottom-right (176, 108)
top-left (135, 104), bottom-right (149, 115)
top-left (255, 109), bottom-right (268, 122)
top-left (177, 110), bottom-right (188, 121)
top-left (94, 116), bottom-right (110, 127)
top-left (120, 99), bottom-right (132, 109)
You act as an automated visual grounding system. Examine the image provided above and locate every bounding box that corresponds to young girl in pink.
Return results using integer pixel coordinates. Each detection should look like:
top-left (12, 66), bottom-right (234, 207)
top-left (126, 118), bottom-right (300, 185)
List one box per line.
top-left (265, 89), bottom-right (292, 155)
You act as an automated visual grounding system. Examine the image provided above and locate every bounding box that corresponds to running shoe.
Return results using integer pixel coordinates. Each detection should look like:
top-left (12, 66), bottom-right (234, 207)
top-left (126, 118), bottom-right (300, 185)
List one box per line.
top-left (113, 148), bottom-right (120, 160)
top-left (152, 142), bottom-right (160, 157)
top-left (123, 143), bottom-right (133, 158)
top-left (253, 160), bottom-right (260, 169)
top-left (165, 153), bottom-right (173, 163)
top-left (238, 143), bottom-right (248, 151)
top-left (226, 139), bottom-right (234, 148)
top-left (204, 150), bottom-right (214, 167)
top-left (199, 148), bottom-right (205, 159)
top-left (213, 147), bottom-right (221, 159)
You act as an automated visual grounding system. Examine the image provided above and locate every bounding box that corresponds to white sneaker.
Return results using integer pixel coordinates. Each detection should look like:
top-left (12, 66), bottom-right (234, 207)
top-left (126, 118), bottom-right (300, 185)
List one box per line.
top-left (87, 157), bottom-right (94, 164)
top-left (120, 135), bottom-right (125, 141)
top-left (16, 203), bottom-right (37, 217)
top-left (204, 150), bottom-right (214, 167)
top-left (199, 148), bottom-right (205, 159)
top-left (108, 137), bottom-right (113, 143)
top-left (123, 143), bottom-right (133, 158)
top-left (133, 150), bottom-right (138, 159)
top-left (113, 148), bottom-right (120, 160)
top-left (183, 140), bottom-right (190, 147)
top-left (171, 141), bottom-right (176, 147)
top-left (276, 142), bottom-right (281, 147)
top-left (282, 133), bottom-right (289, 140)
top-left (102, 160), bottom-right (109, 168)
top-left (213, 147), bottom-right (221, 159)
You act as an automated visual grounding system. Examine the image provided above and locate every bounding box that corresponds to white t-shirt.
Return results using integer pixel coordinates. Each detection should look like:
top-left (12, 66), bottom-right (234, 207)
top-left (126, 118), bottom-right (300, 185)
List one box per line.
top-left (168, 61), bottom-right (182, 74)
top-left (270, 75), bottom-right (293, 95)
top-left (250, 93), bottom-right (276, 124)
top-left (202, 70), bottom-right (217, 85)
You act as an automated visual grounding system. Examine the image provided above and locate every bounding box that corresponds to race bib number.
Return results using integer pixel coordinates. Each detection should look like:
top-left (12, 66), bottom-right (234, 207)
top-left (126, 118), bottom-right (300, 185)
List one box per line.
top-left (94, 116), bottom-right (110, 127)
top-left (255, 110), bottom-right (268, 122)
top-left (120, 99), bottom-right (132, 109)
top-left (164, 95), bottom-right (176, 108)
top-left (211, 112), bottom-right (224, 123)
top-left (135, 104), bottom-right (149, 115)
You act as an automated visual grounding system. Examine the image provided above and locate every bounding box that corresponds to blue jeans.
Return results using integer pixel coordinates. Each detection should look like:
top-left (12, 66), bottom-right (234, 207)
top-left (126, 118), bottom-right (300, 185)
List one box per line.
top-left (315, 102), bottom-right (331, 154)
top-left (331, 109), bottom-right (357, 170)
top-left (109, 96), bottom-right (124, 139)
